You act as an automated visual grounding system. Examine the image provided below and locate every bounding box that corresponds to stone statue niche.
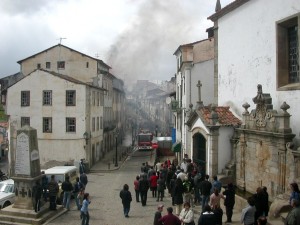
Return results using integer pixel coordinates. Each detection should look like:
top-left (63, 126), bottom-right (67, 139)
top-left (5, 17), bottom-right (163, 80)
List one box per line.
top-left (11, 125), bottom-right (44, 210)
top-left (236, 84), bottom-right (295, 201)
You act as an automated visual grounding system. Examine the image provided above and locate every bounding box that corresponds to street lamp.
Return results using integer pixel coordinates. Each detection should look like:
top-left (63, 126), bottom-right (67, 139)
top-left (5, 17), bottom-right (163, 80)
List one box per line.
top-left (83, 131), bottom-right (90, 145)
top-left (114, 128), bottom-right (119, 167)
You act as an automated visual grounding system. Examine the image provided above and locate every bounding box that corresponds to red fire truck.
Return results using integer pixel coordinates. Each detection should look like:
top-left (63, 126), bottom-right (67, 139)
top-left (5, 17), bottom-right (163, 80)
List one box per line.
top-left (137, 130), bottom-right (153, 151)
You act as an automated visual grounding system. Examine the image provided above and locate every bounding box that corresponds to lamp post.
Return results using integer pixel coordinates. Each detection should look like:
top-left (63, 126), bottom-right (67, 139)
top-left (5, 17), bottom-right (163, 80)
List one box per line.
top-left (83, 132), bottom-right (89, 146)
top-left (114, 129), bottom-right (119, 167)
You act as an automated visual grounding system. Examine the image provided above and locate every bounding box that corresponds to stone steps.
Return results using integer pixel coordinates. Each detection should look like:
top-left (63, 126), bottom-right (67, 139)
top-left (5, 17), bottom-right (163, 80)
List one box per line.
top-left (0, 205), bottom-right (67, 225)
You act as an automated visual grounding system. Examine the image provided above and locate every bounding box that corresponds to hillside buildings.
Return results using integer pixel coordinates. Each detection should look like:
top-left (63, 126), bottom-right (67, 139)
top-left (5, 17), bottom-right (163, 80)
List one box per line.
top-left (1, 44), bottom-right (125, 169)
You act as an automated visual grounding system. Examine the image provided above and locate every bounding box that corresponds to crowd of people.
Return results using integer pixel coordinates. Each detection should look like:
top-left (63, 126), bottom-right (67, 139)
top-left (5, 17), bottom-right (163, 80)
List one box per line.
top-left (118, 155), bottom-right (273, 225)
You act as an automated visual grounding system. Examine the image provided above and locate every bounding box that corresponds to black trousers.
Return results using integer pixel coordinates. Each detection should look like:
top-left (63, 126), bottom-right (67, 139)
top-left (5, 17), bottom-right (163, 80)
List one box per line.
top-left (140, 190), bottom-right (148, 206)
top-left (49, 195), bottom-right (57, 210)
top-left (225, 206), bottom-right (233, 222)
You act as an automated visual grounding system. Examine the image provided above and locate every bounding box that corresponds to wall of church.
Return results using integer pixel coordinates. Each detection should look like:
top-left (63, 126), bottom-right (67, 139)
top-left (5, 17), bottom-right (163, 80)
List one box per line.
top-left (217, 0), bottom-right (300, 136)
top-left (192, 60), bottom-right (215, 106)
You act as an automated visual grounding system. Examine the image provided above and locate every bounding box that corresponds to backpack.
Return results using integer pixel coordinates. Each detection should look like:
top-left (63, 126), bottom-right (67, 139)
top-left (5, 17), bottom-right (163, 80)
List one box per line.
top-left (183, 180), bottom-right (192, 193)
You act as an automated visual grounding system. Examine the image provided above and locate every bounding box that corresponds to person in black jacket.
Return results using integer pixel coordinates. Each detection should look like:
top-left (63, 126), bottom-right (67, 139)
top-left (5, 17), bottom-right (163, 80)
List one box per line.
top-left (62, 175), bottom-right (73, 210)
top-left (33, 180), bottom-right (43, 212)
top-left (262, 186), bottom-right (269, 217)
top-left (253, 187), bottom-right (265, 225)
top-left (139, 174), bottom-right (150, 206)
top-left (119, 184), bottom-right (132, 218)
top-left (198, 205), bottom-right (216, 225)
top-left (200, 175), bottom-right (212, 211)
top-left (223, 183), bottom-right (235, 223)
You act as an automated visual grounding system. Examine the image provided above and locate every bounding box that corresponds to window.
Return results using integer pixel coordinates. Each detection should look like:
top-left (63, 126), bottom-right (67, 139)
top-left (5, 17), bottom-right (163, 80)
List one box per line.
top-left (92, 117), bottom-right (95, 132)
top-left (37, 63), bottom-right (41, 69)
top-left (57, 61), bottom-right (65, 69)
top-left (100, 116), bottom-right (103, 129)
top-left (21, 117), bottom-right (30, 127)
top-left (21, 91), bottom-right (30, 106)
top-left (66, 118), bottom-right (76, 132)
top-left (43, 117), bottom-right (52, 133)
top-left (97, 117), bottom-right (99, 130)
top-left (86, 62), bottom-right (89, 68)
top-left (97, 92), bottom-right (100, 106)
top-left (46, 62), bottom-right (51, 69)
top-left (92, 91), bottom-right (95, 106)
top-left (277, 14), bottom-right (300, 90)
top-left (66, 90), bottom-right (76, 106)
top-left (43, 90), bottom-right (52, 105)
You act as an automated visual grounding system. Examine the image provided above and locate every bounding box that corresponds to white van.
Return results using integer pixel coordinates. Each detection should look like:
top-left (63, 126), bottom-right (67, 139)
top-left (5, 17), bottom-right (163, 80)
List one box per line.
top-left (44, 166), bottom-right (78, 204)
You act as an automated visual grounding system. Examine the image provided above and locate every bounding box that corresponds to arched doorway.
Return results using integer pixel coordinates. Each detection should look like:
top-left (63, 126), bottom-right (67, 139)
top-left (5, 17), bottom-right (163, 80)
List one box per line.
top-left (193, 133), bottom-right (206, 175)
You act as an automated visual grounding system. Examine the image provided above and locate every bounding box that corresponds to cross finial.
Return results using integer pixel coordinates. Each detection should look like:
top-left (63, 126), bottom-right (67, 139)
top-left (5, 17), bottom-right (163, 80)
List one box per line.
top-left (197, 80), bottom-right (203, 108)
top-left (95, 53), bottom-right (100, 58)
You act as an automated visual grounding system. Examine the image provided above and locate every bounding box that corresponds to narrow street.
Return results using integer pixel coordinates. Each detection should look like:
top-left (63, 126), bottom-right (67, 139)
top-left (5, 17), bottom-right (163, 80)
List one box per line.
top-left (48, 150), bottom-right (170, 225)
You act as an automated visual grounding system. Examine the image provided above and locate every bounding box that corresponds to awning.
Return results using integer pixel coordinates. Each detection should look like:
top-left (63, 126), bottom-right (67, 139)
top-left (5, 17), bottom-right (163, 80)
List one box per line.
top-left (172, 142), bottom-right (181, 152)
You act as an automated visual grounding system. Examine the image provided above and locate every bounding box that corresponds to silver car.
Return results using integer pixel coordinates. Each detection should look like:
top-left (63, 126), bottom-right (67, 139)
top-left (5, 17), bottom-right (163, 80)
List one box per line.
top-left (0, 179), bottom-right (15, 209)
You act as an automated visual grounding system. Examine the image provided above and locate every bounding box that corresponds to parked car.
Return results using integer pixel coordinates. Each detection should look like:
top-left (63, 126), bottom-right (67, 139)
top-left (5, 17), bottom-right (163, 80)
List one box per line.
top-left (0, 179), bottom-right (15, 209)
top-left (44, 166), bottom-right (78, 204)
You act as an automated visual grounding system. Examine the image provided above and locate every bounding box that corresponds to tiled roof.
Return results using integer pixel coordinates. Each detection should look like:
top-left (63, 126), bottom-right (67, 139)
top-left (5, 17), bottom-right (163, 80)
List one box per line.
top-left (0, 122), bottom-right (8, 128)
top-left (199, 106), bottom-right (241, 126)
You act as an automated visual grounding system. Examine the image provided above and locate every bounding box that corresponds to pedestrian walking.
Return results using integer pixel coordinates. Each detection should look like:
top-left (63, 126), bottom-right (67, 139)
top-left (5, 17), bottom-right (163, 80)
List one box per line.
top-left (159, 207), bottom-right (181, 225)
top-left (241, 196), bottom-right (256, 225)
top-left (80, 193), bottom-right (91, 225)
top-left (73, 177), bottom-right (83, 210)
top-left (41, 171), bottom-right (48, 202)
top-left (209, 188), bottom-right (225, 209)
top-left (200, 174), bottom-right (212, 211)
top-left (157, 175), bottom-right (166, 202)
top-left (78, 188), bottom-right (85, 209)
top-left (119, 184), bottom-right (132, 218)
top-left (253, 187), bottom-right (265, 225)
top-left (223, 183), bottom-right (235, 223)
top-left (48, 175), bottom-right (59, 210)
top-left (262, 186), bottom-right (269, 217)
top-left (134, 175), bottom-right (140, 202)
top-left (150, 171), bottom-right (158, 198)
top-left (79, 159), bottom-right (85, 175)
top-left (80, 172), bottom-right (88, 188)
top-left (211, 176), bottom-right (222, 194)
top-left (285, 199), bottom-right (300, 225)
top-left (179, 202), bottom-right (195, 225)
top-left (290, 182), bottom-right (300, 205)
top-left (153, 204), bottom-right (164, 225)
top-left (33, 180), bottom-right (43, 212)
top-left (174, 178), bottom-right (184, 215)
top-left (198, 205), bottom-right (217, 225)
top-left (62, 175), bottom-right (73, 210)
top-left (139, 174), bottom-right (150, 206)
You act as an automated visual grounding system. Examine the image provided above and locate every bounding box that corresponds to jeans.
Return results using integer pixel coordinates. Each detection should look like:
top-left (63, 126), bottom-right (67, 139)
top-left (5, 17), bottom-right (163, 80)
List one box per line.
top-left (81, 211), bottom-right (89, 225)
top-left (63, 191), bottom-right (71, 210)
top-left (123, 205), bottom-right (130, 216)
top-left (202, 195), bottom-right (210, 211)
top-left (74, 192), bottom-right (80, 210)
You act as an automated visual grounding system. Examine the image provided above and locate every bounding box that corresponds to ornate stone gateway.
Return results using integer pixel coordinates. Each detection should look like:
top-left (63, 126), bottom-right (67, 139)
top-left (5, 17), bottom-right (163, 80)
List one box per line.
top-left (236, 84), bottom-right (295, 201)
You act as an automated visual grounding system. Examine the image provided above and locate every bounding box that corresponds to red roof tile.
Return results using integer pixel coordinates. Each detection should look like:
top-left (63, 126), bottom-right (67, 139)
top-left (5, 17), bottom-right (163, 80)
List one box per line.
top-left (199, 106), bottom-right (241, 126)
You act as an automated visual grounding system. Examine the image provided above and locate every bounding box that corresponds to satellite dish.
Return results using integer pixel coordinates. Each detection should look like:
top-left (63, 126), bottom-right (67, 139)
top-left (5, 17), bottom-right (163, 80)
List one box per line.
top-left (166, 97), bottom-right (171, 104)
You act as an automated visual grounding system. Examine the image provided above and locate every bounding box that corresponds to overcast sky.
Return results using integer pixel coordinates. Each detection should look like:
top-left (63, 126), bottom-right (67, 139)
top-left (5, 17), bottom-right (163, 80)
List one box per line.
top-left (0, 0), bottom-right (233, 85)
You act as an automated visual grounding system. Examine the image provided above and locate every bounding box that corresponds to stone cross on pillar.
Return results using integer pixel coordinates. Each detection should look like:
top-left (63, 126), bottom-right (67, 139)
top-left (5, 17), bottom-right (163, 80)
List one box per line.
top-left (196, 80), bottom-right (204, 108)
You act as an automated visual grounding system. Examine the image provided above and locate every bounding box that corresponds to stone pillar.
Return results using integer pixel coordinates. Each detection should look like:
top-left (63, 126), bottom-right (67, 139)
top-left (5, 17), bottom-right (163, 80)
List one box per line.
top-left (208, 126), bottom-right (219, 176)
top-left (11, 126), bottom-right (43, 210)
